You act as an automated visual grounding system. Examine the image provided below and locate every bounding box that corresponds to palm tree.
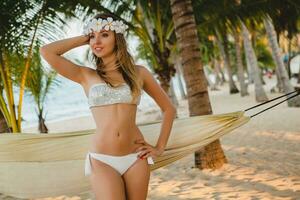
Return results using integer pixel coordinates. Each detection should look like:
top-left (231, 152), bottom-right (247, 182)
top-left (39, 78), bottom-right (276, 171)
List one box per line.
top-left (0, 0), bottom-right (107, 133)
top-left (0, 107), bottom-right (9, 133)
top-left (215, 30), bottom-right (240, 94)
top-left (192, 0), bottom-right (245, 95)
top-left (0, 0), bottom-right (33, 132)
top-left (173, 56), bottom-right (187, 99)
top-left (25, 45), bottom-right (60, 133)
top-left (233, 28), bottom-right (248, 96)
top-left (169, 0), bottom-right (227, 169)
top-left (264, 17), bottom-right (300, 107)
top-left (134, 1), bottom-right (178, 103)
top-left (103, 0), bottom-right (179, 106)
top-left (241, 22), bottom-right (268, 102)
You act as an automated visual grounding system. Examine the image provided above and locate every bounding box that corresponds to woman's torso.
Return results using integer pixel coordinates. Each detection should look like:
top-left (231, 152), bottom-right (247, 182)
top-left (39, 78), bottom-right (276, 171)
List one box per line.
top-left (82, 68), bottom-right (144, 155)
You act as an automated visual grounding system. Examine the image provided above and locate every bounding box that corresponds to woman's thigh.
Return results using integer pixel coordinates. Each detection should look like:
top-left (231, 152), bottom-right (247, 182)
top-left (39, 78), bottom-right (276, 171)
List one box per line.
top-left (89, 157), bottom-right (126, 200)
top-left (122, 158), bottom-right (151, 200)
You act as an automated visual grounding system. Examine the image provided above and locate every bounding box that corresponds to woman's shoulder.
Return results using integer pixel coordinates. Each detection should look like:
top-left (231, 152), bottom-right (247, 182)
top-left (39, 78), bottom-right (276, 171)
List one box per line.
top-left (135, 65), bottom-right (150, 75)
top-left (135, 65), bottom-right (146, 87)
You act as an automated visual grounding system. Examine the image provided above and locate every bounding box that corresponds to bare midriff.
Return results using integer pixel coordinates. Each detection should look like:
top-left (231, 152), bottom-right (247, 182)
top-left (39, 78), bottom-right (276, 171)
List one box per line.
top-left (88, 103), bottom-right (145, 156)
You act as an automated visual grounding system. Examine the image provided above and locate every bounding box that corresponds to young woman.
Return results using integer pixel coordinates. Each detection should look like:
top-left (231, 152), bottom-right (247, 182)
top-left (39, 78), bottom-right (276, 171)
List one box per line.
top-left (40, 13), bottom-right (176, 200)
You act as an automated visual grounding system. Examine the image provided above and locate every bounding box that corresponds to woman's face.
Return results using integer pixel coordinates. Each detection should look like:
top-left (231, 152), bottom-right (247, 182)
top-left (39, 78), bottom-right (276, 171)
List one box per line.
top-left (89, 29), bottom-right (116, 58)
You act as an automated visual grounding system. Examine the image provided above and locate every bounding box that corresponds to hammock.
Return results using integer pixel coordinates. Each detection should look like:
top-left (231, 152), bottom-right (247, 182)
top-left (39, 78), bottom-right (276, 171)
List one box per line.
top-left (1, 90), bottom-right (299, 198)
top-left (0, 111), bottom-right (249, 199)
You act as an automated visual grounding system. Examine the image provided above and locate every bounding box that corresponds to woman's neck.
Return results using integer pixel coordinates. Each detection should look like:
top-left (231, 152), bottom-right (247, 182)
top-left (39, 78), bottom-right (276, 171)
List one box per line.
top-left (102, 54), bottom-right (118, 71)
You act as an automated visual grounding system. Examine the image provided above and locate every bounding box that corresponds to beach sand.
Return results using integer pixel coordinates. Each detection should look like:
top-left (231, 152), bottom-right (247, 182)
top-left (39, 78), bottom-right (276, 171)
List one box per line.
top-left (1, 78), bottom-right (300, 200)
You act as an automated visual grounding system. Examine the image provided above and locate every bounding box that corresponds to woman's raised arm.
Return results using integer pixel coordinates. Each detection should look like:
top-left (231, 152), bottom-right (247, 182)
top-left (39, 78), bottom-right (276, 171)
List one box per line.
top-left (39, 35), bottom-right (90, 84)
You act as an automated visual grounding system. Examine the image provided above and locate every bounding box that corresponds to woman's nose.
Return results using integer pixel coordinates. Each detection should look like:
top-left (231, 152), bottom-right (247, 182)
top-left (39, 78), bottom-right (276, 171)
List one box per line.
top-left (93, 34), bottom-right (102, 44)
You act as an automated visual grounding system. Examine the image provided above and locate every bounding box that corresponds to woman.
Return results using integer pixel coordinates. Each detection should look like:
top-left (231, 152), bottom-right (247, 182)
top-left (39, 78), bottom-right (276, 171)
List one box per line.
top-left (40, 13), bottom-right (176, 200)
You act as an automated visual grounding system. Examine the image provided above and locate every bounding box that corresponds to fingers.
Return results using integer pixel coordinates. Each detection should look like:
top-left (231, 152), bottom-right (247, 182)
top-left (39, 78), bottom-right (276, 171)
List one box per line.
top-left (134, 138), bottom-right (146, 144)
top-left (134, 139), bottom-right (156, 159)
top-left (138, 150), bottom-right (151, 159)
top-left (135, 145), bottom-right (150, 153)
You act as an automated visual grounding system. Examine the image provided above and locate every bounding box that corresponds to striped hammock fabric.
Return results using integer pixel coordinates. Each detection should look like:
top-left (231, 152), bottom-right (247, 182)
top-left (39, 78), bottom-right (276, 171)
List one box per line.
top-left (0, 111), bottom-right (249, 199)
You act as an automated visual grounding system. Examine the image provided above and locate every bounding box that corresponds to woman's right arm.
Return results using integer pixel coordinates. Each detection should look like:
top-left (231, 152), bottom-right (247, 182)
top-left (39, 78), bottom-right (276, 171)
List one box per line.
top-left (39, 35), bottom-right (90, 84)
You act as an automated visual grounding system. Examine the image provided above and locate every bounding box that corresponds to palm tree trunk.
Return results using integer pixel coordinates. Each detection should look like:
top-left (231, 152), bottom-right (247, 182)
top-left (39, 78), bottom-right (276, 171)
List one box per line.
top-left (234, 30), bottom-right (248, 96)
top-left (245, 50), bottom-right (253, 84)
top-left (216, 33), bottom-right (239, 94)
top-left (169, 79), bottom-right (179, 107)
top-left (38, 111), bottom-right (48, 133)
top-left (241, 23), bottom-right (268, 102)
top-left (158, 74), bottom-right (178, 108)
top-left (0, 51), bottom-right (19, 132)
top-left (287, 38), bottom-right (292, 79)
top-left (204, 65), bottom-right (218, 90)
top-left (298, 64), bottom-right (300, 84)
top-left (0, 85), bottom-right (10, 133)
top-left (275, 67), bottom-right (284, 92)
top-left (175, 59), bottom-right (187, 99)
top-left (18, 13), bottom-right (43, 132)
top-left (0, 109), bottom-right (10, 133)
top-left (264, 17), bottom-right (300, 107)
top-left (260, 68), bottom-right (266, 85)
top-left (220, 62), bottom-right (226, 83)
top-left (170, 0), bottom-right (227, 170)
top-left (214, 59), bottom-right (225, 85)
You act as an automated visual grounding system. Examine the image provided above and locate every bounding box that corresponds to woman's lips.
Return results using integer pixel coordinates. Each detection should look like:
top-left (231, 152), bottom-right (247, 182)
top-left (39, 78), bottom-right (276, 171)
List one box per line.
top-left (94, 47), bottom-right (103, 52)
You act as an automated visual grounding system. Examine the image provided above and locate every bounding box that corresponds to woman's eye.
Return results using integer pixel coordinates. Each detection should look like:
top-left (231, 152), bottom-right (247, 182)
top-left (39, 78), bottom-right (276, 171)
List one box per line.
top-left (89, 35), bottom-right (95, 38)
top-left (102, 33), bottom-right (109, 37)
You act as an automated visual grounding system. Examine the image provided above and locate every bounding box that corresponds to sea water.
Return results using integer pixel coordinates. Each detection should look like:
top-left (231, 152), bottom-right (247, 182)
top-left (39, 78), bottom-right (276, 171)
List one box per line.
top-left (20, 73), bottom-right (185, 129)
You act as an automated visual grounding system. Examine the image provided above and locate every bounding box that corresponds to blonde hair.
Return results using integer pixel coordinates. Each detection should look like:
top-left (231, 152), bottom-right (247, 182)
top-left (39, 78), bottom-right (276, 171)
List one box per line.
top-left (91, 13), bottom-right (142, 103)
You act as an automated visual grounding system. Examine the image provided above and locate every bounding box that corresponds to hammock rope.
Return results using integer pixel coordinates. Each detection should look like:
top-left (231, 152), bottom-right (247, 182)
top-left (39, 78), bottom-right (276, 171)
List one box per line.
top-left (243, 90), bottom-right (300, 118)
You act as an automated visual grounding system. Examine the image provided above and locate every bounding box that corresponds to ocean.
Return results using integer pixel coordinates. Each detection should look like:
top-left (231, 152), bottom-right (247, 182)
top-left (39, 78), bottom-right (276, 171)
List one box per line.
top-left (21, 72), bottom-right (185, 129)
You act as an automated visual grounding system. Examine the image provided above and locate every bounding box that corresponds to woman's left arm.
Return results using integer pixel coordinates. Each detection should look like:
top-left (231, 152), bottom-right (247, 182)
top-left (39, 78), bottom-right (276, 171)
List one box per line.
top-left (135, 66), bottom-right (177, 158)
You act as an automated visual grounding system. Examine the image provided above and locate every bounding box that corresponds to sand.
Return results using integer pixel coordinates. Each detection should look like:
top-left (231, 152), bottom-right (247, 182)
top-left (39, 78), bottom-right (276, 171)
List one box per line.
top-left (1, 77), bottom-right (300, 200)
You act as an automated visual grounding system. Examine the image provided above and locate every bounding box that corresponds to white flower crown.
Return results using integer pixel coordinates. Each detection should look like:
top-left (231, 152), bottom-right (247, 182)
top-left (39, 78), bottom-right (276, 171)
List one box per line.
top-left (83, 17), bottom-right (128, 35)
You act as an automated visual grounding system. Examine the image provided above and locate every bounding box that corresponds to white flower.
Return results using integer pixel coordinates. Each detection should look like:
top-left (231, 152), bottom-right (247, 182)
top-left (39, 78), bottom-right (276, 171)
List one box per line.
top-left (110, 21), bottom-right (117, 31)
top-left (83, 17), bottom-right (128, 35)
top-left (102, 17), bottom-right (113, 31)
top-left (115, 20), bottom-right (128, 34)
top-left (114, 20), bottom-right (123, 33)
top-left (90, 18), bottom-right (103, 32)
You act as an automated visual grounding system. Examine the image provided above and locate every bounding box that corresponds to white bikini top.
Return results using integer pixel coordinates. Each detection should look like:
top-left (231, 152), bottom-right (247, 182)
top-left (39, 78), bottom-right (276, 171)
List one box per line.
top-left (88, 82), bottom-right (141, 108)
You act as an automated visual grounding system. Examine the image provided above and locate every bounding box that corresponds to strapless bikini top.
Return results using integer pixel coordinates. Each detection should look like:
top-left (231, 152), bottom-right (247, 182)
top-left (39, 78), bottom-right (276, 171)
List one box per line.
top-left (88, 82), bottom-right (141, 108)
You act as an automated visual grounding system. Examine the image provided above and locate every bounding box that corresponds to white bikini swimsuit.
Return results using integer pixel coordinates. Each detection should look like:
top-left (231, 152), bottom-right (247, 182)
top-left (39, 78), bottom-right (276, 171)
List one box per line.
top-left (85, 82), bottom-right (154, 176)
top-left (88, 82), bottom-right (141, 108)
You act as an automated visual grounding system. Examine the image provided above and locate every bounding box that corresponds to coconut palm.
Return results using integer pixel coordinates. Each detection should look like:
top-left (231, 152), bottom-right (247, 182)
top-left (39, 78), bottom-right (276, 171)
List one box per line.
top-left (233, 29), bottom-right (249, 96)
top-left (215, 30), bottom-right (239, 94)
top-left (170, 0), bottom-right (227, 169)
top-left (0, 0), bottom-right (33, 132)
top-left (25, 45), bottom-right (60, 133)
top-left (264, 17), bottom-right (300, 107)
top-left (0, 0), bottom-right (109, 132)
top-left (241, 22), bottom-right (268, 102)
top-left (192, 0), bottom-right (244, 94)
top-left (0, 111), bottom-right (9, 133)
top-left (99, 0), bottom-right (180, 106)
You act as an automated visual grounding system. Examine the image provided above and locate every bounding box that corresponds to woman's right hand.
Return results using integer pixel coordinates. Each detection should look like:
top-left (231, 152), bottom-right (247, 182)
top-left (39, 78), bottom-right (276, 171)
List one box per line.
top-left (83, 34), bottom-right (90, 45)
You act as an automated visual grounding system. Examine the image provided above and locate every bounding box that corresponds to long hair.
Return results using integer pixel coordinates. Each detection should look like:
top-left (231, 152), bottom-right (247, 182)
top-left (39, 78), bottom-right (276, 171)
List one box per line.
top-left (91, 13), bottom-right (141, 103)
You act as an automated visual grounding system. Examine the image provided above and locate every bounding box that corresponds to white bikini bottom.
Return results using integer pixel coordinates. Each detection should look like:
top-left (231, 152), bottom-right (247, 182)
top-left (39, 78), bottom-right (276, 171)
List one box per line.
top-left (85, 151), bottom-right (155, 176)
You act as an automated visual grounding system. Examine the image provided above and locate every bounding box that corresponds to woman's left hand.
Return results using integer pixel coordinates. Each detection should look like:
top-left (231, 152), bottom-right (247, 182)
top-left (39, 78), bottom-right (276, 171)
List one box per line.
top-left (134, 138), bottom-right (164, 159)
